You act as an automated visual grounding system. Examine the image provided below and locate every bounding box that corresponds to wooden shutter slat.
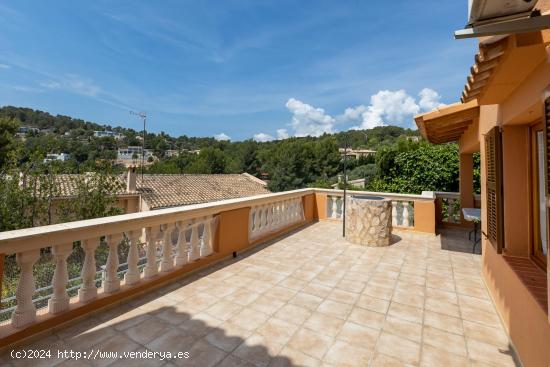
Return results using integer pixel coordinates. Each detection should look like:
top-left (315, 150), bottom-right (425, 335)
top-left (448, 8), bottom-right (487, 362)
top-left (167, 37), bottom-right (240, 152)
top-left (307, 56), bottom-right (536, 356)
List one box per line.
top-left (484, 126), bottom-right (504, 254)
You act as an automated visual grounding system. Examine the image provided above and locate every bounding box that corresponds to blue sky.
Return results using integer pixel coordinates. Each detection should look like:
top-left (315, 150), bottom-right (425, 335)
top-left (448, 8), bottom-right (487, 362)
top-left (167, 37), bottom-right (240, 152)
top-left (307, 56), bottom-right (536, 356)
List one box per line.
top-left (0, 1), bottom-right (476, 141)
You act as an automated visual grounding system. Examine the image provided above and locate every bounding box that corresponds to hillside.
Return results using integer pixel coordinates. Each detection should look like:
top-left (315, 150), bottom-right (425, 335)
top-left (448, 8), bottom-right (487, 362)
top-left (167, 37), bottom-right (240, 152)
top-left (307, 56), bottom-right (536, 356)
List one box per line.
top-left (1, 105), bottom-right (431, 192)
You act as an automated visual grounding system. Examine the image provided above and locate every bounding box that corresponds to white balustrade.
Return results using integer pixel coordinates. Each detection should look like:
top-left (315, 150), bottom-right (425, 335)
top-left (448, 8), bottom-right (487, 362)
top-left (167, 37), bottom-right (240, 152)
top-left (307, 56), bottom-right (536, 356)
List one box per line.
top-left (249, 197), bottom-right (304, 240)
top-left (160, 224), bottom-right (175, 273)
top-left (103, 234), bottom-right (122, 293)
top-left (143, 227), bottom-right (159, 279)
top-left (0, 190), bottom-right (329, 337)
top-left (124, 231), bottom-right (141, 286)
top-left (11, 249), bottom-right (40, 328)
top-left (48, 243), bottom-right (72, 314)
top-left (391, 201), bottom-right (398, 226)
top-left (175, 221), bottom-right (190, 267)
top-left (79, 238), bottom-right (100, 302)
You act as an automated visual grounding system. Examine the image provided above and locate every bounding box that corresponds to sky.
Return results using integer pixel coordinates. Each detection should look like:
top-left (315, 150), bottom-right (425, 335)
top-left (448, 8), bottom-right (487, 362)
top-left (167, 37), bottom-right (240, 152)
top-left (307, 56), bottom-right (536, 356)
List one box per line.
top-left (0, 1), bottom-right (477, 142)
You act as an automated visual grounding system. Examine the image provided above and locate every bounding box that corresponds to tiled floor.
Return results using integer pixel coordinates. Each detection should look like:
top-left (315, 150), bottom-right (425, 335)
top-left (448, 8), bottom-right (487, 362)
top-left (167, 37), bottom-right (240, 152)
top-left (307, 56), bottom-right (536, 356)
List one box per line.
top-left (2, 222), bottom-right (519, 367)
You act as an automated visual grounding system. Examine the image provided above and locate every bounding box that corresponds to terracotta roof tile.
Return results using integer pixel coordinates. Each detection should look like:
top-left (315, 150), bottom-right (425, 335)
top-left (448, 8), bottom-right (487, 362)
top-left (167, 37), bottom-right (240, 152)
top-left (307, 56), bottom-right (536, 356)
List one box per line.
top-left (136, 174), bottom-right (270, 209)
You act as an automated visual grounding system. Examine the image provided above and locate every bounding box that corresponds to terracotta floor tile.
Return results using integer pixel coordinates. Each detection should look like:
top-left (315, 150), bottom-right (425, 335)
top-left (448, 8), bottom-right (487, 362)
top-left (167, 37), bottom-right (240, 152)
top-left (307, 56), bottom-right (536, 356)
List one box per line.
top-left (347, 307), bottom-right (385, 330)
top-left (422, 325), bottom-right (468, 357)
top-left (383, 315), bottom-right (422, 343)
top-left (303, 312), bottom-right (345, 337)
top-left (387, 302), bottom-right (423, 324)
top-left (256, 317), bottom-right (299, 344)
top-left (466, 338), bottom-right (518, 367)
top-left (336, 321), bottom-right (379, 350)
top-left (230, 308), bottom-right (270, 332)
top-left (317, 299), bottom-right (353, 320)
top-left (274, 303), bottom-right (312, 325)
top-left (249, 296), bottom-right (286, 316)
top-left (423, 310), bottom-right (463, 335)
top-left (322, 340), bottom-right (373, 367)
top-left (232, 333), bottom-right (283, 367)
top-left (204, 322), bottom-right (252, 352)
top-left (327, 288), bottom-right (359, 305)
top-left (176, 339), bottom-right (227, 367)
top-left (289, 292), bottom-right (324, 311)
top-left (420, 343), bottom-right (469, 367)
top-left (375, 332), bottom-right (421, 365)
top-left (287, 327), bottom-right (333, 360)
top-left (271, 347), bottom-right (321, 367)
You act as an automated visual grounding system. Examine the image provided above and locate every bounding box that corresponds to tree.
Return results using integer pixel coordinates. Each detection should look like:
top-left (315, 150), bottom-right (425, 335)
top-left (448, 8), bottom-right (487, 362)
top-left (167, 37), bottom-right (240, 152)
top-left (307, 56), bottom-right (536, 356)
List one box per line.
top-left (0, 117), bottom-right (19, 168)
top-left (187, 147), bottom-right (227, 174)
top-left (366, 143), bottom-right (461, 194)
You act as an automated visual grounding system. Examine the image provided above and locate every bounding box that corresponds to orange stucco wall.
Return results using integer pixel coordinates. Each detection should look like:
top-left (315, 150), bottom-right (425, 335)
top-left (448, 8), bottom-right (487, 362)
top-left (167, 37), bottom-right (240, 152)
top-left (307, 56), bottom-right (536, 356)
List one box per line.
top-left (217, 207), bottom-right (250, 254)
top-left (501, 126), bottom-right (531, 257)
top-left (413, 200), bottom-right (436, 234)
top-left (483, 243), bottom-right (550, 367)
top-left (315, 193), bottom-right (328, 220)
top-left (476, 68), bottom-right (550, 364)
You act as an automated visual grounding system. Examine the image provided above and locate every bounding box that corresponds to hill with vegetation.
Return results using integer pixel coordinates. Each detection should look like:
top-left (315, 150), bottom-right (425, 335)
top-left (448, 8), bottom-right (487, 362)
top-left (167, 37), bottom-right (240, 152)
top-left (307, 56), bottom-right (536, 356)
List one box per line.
top-left (0, 105), bottom-right (474, 194)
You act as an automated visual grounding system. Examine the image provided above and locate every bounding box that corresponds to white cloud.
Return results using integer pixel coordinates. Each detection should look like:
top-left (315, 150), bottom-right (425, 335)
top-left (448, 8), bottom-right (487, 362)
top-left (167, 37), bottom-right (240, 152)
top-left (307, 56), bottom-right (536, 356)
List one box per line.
top-left (253, 133), bottom-right (274, 142)
top-left (0, 63), bottom-right (10, 69)
top-left (214, 132), bottom-right (231, 141)
top-left (418, 88), bottom-right (445, 111)
top-left (40, 74), bottom-right (101, 96)
top-left (285, 98), bottom-right (335, 137)
top-left (345, 88), bottom-right (444, 129)
top-left (276, 129), bottom-right (289, 140)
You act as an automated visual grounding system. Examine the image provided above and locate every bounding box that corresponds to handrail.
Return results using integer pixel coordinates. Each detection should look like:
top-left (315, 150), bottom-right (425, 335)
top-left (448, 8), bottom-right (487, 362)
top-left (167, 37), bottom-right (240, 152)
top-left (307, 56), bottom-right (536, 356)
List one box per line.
top-left (0, 188), bottom-right (314, 253)
top-left (315, 188), bottom-right (435, 202)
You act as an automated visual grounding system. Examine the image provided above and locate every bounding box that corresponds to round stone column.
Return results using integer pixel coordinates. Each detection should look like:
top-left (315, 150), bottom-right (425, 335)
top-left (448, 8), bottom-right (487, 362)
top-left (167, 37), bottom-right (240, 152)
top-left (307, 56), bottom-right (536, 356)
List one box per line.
top-left (345, 195), bottom-right (392, 247)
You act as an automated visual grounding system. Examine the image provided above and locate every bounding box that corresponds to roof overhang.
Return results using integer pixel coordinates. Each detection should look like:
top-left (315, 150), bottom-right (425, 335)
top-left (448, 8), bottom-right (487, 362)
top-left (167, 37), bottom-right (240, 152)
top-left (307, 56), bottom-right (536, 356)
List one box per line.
top-left (461, 31), bottom-right (550, 104)
top-left (414, 100), bottom-right (479, 144)
top-left (454, 0), bottom-right (550, 39)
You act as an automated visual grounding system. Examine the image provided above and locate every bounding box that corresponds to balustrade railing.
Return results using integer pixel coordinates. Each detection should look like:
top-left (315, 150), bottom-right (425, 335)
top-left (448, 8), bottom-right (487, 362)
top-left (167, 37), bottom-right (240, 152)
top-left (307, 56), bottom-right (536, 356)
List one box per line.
top-left (434, 192), bottom-right (481, 226)
top-left (249, 197), bottom-right (304, 240)
top-left (321, 190), bottom-right (427, 229)
top-left (1, 215), bottom-right (217, 328)
top-left (0, 190), bottom-right (311, 338)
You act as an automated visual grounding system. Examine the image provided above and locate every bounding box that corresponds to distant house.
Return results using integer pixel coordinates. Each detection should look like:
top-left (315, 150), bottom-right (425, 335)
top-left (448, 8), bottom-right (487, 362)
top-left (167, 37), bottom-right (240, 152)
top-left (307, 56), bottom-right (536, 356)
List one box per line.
top-left (117, 146), bottom-right (155, 167)
top-left (17, 126), bottom-right (39, 135)
top-left (43, 153), bottom-right (70, 163)
top-left (165, 149), bottom-right (180, 158)
top-left (94, 131), bottom-right (124, 140)
top-left (338, 148), bottom-right (376, 159)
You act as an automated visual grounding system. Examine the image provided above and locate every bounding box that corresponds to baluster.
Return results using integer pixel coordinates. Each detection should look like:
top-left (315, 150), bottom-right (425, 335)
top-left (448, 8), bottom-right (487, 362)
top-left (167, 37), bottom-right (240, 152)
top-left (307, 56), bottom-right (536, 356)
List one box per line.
top-left (175, 221), bottom-right (190, 266)
top-left (189, 222), bottom-right (200, 261)
top-left (144, 227), bottom-right (159, 279)
top-left (124, 230), bottom-right (141, 286)
top-left (331, 196), bottom-right (338, 218)
top-left (249, 208), bottom-right (255, 237)
top-left (298, 199), bottom-right (304, 221)
top-left (256, 207), bottom-right (262, 234)
top-left (79, 238), bottom-right (100, 302)
top-left (11, 249), bottom-right (40, 328)
top-left (285, 200), bottom-right (291, 222)
top-left (266, 205), bottom-right (273, 232)
top-left (48, 243), bottom-right (73, 314)
top-left (104, 234), bottom-right (122, 293)
top-left (160, 224), bottom-right (175, 273)
top-left (200, 217), bottom-right (214, 257)
top-left (391, 201), bottom-right (397, 226)
top-left (402, 202), bottom-right (410, 227)
top-left (447, 198), bottom-right (455, 223)
top-left (262, 205), bottom-right (269, 230)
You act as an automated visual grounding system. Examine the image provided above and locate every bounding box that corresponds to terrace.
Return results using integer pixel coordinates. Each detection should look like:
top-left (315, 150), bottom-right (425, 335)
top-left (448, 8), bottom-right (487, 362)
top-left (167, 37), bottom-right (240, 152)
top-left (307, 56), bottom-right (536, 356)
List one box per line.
top-left (0, 189), bottom-right (517, 366)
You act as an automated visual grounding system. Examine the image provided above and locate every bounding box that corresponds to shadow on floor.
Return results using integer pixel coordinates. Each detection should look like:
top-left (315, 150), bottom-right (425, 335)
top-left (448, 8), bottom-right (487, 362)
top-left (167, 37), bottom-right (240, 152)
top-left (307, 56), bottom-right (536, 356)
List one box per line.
top-left (438, 227), bottom-right (482, 255)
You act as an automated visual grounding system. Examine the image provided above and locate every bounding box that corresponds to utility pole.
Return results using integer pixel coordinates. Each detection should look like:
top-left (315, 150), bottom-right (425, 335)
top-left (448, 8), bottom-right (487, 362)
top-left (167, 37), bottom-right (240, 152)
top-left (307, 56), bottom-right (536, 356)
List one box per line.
top-left (130, 111), bottom-right (147, 182)
top-left (342, 133), bottom-right (348, 237)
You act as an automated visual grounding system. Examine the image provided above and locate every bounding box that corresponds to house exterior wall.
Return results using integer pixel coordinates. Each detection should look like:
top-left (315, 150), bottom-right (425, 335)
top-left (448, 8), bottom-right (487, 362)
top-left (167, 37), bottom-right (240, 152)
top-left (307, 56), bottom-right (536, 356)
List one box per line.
top-left (476, 56), bottom-right (550, 365)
